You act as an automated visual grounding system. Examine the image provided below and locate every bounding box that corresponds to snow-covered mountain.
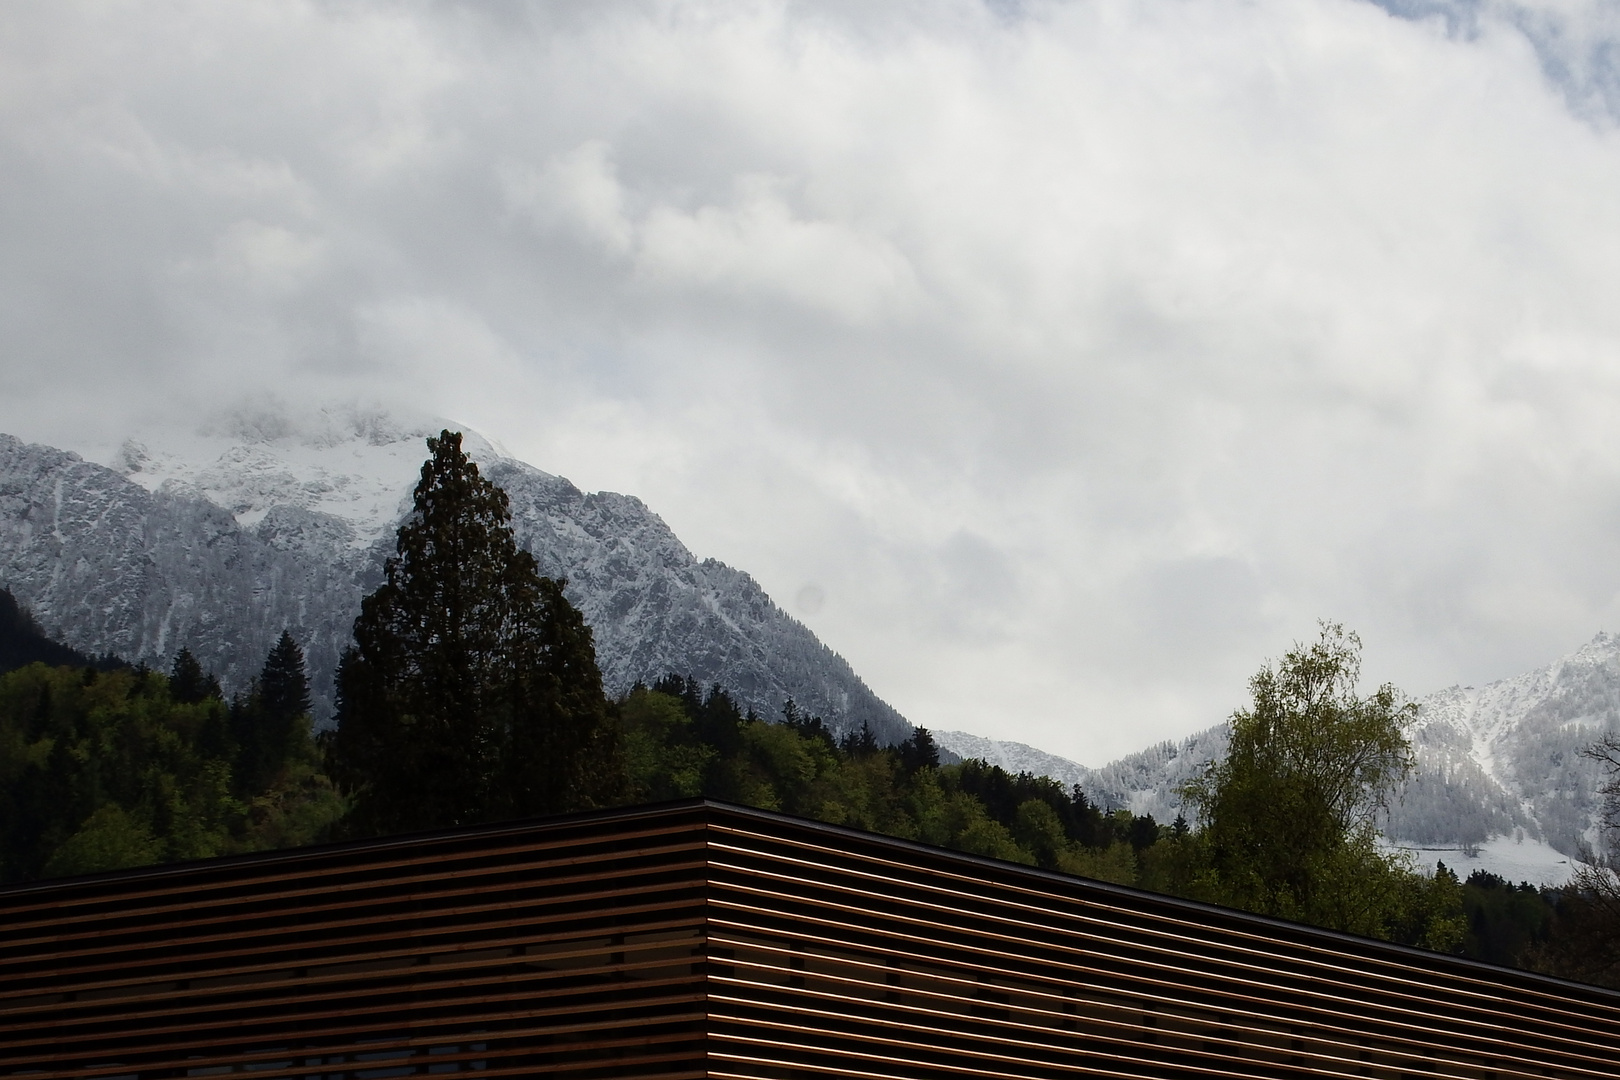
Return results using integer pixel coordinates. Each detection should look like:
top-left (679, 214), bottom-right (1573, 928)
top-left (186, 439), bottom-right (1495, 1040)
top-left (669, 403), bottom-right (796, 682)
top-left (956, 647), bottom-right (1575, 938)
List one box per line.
top-left (923, 730), bottom-right (1092, 793)
top-left (938, 634), bottom-right (1620, 884)
top-left (0, 405), bottom-right (909, 743)
top-left (1384, 633), bottom-right (1620, 859)
top-left (933, 724), bottom-right (1227, 824)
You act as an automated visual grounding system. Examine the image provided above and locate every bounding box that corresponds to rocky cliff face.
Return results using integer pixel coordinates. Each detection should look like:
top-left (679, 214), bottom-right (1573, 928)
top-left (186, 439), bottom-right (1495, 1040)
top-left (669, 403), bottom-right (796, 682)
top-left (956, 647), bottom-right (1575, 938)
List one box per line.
top-left (0, 411), bottom-right (909, 744)
top-left (480, 455), bottom-right (908, 743)
top-left (0, 433), bottom-right (371, 712)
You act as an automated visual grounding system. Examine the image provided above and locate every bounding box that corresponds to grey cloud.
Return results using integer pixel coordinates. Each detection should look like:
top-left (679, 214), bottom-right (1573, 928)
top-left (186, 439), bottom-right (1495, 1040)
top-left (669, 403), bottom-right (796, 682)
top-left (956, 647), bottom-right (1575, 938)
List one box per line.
top-left (4, 1), bottom-right (1620, 762)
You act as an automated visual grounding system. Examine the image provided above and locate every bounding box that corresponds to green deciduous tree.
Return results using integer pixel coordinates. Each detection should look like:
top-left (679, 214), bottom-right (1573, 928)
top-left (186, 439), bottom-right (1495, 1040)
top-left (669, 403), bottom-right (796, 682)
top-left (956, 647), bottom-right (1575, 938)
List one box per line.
top-left (619, 687), bottom-right (715, 801)
top-left (0, 664), bottom-right (243, 881)
top-left (1182, 623), bottom-right (1456, 942)
top-left (326, 430), bottom-right (623, 837)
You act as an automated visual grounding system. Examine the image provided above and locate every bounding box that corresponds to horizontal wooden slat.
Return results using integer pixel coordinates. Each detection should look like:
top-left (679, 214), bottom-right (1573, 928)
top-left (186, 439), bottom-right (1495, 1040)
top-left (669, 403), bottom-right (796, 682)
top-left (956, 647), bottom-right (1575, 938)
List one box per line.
top-left (706, 822), bottom-right (1600, 1018)
top-left (694, 813), bottom-right (1610, 1079)
top-left (3, 799), bottom-right (1616, 1079)
top-left (1, 805), bottom-right (713, 1079)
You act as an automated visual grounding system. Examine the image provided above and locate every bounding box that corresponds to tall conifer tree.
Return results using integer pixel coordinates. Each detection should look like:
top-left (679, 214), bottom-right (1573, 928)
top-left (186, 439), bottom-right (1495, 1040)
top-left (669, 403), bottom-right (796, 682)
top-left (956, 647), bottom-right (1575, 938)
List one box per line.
top-left (231, 632), bottom-right (313, 795)
top-left (168, 648), bottom-right (220, 705)
top-left (259, 632), bottom-right (312, 731)
top-left (326, 430), bottom-right (622, 836)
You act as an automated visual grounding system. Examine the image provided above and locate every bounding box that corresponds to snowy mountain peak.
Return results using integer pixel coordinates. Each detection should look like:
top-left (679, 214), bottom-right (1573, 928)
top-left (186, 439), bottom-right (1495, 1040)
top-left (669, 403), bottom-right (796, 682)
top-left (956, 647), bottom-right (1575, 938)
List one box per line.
top-left (1, 411), bottom-right (911, 746)
top-left (929, 730), bottom-right (1090, 792)
top-left (104, 403), bottom-right (511, 547)
top-left (196, 400), bottom-right (442, 450)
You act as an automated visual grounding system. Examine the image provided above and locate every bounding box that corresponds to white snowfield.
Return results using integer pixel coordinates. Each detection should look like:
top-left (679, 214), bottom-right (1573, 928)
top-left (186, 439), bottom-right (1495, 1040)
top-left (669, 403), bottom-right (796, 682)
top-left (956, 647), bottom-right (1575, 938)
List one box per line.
top-left (105, 407), bottom-right (470, 546)
top-left (1386, 835), bottom-right (1576, 889)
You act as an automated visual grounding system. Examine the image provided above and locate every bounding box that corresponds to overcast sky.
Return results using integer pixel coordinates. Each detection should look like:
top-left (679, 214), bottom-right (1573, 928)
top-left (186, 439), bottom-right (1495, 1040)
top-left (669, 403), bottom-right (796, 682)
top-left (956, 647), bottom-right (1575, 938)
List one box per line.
top-left (4, 1), bottom-right (1620, 764)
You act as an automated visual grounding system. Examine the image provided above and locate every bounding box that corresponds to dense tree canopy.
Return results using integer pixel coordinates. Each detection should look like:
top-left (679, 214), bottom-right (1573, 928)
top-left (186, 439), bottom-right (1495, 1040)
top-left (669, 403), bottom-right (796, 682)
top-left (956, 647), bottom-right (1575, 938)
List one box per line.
top-left (619, 681), bottom-right (1150, 881)
top-left (0, 641), bottom-right (341, 884)
top-left (325, 430), bottom-right (623, 836)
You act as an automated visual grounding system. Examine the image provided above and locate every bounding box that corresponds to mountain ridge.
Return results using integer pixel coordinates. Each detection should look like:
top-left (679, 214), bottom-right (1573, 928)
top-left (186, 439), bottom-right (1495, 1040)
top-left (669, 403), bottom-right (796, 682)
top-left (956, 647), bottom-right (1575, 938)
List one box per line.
top-left (0, 408), bottom-right (910, 744)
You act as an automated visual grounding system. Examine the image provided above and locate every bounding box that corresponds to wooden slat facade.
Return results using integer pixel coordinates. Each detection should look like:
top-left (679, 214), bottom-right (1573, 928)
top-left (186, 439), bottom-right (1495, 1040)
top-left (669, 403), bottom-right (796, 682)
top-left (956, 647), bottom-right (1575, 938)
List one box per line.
top-left (2, 799), bottom-right (1616, 1079)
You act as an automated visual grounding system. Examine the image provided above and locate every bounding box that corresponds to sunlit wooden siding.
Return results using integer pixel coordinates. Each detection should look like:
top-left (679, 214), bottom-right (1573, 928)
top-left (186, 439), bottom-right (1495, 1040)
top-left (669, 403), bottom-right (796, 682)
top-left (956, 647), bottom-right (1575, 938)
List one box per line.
top-left (2, 800), bottom-right (1617, 1079)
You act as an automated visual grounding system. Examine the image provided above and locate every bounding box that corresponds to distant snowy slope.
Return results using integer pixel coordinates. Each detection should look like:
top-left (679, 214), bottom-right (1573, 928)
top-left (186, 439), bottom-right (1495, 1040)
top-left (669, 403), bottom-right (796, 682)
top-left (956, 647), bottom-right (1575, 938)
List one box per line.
top-left (933, 724), bottom-right (1227, 821)
top-left (1385, 633), bottom-right (1620, 857)
top-left (0, 431), bottom-right (369, 715)
top-left (1079, 725), bottom-right (1230, 823)
top-left (0, 406), bottom-right (909, 742)
top-left (110, 406), bottom-right (447, 545)
top-left (938, 634), bottom-right (1620, 881)
top-left (929, 731), bottom-right (1089, 791)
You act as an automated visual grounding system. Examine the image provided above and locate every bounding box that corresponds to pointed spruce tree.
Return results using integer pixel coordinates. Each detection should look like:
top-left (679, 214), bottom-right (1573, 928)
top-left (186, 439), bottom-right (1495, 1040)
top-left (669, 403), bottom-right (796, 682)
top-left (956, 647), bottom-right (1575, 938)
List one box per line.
top-left (326, 430), bottom-right (622, 836)
top-left (231, 631), bottom-right (313, 796)
top-left (168, 648), bottom-right (221, 705)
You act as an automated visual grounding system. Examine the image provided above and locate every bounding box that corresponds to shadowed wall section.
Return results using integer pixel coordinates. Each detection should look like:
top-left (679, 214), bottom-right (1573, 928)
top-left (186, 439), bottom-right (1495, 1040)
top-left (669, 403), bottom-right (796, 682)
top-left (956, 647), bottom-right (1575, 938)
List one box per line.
top-left (2, 801), bottom-right (1617, 1079)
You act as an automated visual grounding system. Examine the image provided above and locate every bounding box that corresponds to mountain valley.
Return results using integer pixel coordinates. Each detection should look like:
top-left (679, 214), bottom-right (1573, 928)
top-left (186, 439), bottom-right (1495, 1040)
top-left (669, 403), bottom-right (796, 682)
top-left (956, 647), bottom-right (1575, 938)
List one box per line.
top-left (3, 404), bottom-right (1617, 886)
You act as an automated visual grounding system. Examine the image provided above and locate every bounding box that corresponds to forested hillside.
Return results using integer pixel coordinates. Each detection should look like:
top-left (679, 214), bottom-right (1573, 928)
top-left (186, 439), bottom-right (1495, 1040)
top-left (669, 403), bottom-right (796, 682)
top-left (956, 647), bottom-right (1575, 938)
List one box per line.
top-left (0, 622), bottom-right (344, 882)
top-left (0, 623), bottom-right (1569, 974)
top-left (2, 432), bottom-right (1610, 986)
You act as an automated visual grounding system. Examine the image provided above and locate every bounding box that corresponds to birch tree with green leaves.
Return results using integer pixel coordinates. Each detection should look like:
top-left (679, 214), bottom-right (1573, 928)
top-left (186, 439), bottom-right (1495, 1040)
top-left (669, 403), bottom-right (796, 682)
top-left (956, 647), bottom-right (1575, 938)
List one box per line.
top-left (1183, 623), bottom-right (1461, 946)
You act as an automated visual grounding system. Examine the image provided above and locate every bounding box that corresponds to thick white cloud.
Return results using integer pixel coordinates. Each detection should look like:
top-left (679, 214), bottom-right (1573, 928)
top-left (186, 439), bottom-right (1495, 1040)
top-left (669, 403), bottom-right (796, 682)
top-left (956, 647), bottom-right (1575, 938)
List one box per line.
top-left (4, 0), bottom-right (1620, 762)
